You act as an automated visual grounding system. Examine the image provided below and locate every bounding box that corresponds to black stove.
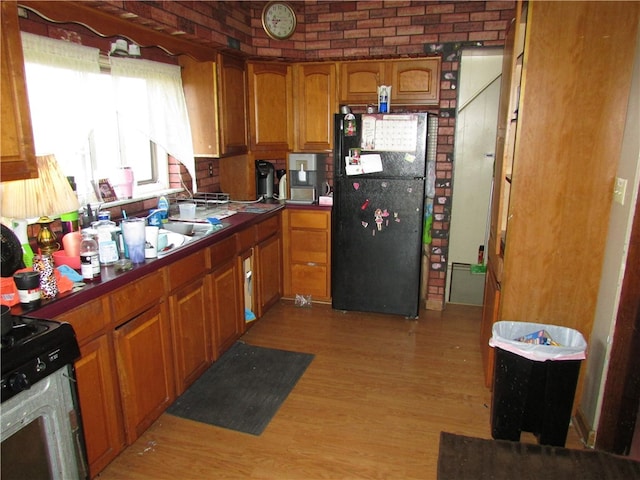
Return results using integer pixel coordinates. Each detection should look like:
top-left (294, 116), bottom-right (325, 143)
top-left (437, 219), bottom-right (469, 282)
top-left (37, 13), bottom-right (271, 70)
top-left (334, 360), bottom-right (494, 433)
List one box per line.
top-left (1, 316), bottom-right (80, 403)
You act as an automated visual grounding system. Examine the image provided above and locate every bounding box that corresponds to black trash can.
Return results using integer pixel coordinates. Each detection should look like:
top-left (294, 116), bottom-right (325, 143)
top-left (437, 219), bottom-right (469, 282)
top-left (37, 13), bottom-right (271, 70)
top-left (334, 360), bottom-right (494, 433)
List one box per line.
top-left (489, 321), bottom-right (587, 447)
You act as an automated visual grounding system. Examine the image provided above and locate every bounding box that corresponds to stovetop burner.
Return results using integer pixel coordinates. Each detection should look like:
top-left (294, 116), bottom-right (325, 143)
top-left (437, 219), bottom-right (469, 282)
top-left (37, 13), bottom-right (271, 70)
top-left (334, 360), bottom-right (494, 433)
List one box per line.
top-left (1, 320), bottom-right (49, 349)
top-left (1, 315), bottom-right (80, 403)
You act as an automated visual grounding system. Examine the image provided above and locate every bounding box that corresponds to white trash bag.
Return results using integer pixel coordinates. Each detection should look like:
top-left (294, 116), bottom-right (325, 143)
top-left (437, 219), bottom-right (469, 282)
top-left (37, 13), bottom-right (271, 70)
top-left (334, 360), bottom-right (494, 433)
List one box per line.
top-left (489, 321), bottom-right (587, 362)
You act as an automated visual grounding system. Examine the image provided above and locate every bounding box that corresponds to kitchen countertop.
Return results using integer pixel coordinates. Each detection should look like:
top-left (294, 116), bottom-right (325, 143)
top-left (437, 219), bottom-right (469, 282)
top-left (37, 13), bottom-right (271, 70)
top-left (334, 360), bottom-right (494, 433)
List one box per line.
top-left (20, 203), bottom-right (287, 320)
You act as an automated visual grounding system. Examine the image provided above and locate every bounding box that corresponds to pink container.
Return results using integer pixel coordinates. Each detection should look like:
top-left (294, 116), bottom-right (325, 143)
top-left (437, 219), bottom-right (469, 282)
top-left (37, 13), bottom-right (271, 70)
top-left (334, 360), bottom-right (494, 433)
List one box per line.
top-left (111, 167), bottom-right (134, 200)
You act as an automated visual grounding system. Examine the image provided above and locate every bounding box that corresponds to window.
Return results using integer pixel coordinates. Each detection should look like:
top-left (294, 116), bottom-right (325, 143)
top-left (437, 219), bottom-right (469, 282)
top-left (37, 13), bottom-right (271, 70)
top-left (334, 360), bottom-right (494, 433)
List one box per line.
top-left (21, 33), bottom-right (195, 206)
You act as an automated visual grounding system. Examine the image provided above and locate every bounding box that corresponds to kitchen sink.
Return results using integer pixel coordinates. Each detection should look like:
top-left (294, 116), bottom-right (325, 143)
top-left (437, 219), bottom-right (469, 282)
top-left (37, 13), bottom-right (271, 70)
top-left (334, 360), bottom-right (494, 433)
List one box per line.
top-left (158, 221), bottom-right (228, 256)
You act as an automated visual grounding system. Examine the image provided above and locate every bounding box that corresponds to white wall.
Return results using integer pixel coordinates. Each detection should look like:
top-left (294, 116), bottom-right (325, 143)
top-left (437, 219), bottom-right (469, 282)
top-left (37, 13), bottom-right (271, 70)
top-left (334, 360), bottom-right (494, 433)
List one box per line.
top-left (580, 29), bottom-right (640, 442)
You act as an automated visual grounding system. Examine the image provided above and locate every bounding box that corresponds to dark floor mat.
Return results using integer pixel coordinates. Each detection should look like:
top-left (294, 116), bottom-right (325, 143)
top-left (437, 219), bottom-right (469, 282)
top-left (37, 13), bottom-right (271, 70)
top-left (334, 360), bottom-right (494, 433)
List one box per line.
top-left (437, 432), bottom-right (640, 480)
top-left (167, 341), bottom-right (314, 435)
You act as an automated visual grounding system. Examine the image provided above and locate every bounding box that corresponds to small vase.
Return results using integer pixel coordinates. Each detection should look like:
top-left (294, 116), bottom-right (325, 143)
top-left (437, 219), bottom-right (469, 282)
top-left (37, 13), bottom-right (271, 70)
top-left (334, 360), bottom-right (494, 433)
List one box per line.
top-left (33, 254), bottom-right (58, 299)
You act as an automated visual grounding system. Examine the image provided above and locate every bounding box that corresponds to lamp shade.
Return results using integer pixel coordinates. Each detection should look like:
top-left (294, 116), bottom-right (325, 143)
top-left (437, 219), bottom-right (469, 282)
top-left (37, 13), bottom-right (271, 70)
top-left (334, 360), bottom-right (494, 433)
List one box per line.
top-left (0, 154), bottom-right (79, 219)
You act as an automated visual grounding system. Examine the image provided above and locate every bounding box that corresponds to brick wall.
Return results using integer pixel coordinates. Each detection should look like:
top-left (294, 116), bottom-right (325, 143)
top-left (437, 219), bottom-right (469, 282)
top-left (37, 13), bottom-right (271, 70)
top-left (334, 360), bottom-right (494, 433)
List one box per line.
top-left (20, 1), bottom-right (517, 309)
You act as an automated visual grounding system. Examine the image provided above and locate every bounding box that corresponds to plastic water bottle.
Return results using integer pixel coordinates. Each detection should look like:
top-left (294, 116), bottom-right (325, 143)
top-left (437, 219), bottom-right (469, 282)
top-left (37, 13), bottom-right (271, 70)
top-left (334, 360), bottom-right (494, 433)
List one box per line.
top-left (80, 229), bottom-right (101, 281)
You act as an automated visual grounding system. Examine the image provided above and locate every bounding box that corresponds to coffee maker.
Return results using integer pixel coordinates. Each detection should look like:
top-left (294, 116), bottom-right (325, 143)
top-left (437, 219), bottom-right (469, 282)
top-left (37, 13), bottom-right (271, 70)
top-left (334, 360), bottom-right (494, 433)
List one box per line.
top-left (287, 153), bottom-right (328, 204)
top-left (255, 160), bottom-right (274, 199)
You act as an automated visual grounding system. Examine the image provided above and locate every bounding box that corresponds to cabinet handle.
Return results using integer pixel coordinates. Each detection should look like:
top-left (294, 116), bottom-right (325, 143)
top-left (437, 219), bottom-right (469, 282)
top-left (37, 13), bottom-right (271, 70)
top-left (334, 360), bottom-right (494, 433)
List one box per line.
top-left (306, 262), bottom-right (317, 266)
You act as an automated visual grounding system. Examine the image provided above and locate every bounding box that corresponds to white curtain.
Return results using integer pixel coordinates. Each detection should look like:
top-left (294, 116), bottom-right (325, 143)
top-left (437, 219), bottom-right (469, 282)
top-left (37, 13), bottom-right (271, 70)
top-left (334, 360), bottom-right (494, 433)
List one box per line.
top-left (21, 32), bottom-right (100, 197)
top-left (109, 57), bottom-right (196, 191)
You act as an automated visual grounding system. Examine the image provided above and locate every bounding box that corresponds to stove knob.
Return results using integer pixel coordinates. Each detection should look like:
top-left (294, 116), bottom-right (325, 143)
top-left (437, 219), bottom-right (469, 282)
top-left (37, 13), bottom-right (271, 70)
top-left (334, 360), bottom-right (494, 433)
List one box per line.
top-left (8, 372), bottom-right (30, 393)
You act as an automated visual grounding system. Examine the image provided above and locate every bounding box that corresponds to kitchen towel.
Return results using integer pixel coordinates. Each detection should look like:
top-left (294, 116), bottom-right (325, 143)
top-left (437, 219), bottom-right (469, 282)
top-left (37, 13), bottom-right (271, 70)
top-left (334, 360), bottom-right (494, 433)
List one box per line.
top-left (167, 341), bottom-right (313, 435)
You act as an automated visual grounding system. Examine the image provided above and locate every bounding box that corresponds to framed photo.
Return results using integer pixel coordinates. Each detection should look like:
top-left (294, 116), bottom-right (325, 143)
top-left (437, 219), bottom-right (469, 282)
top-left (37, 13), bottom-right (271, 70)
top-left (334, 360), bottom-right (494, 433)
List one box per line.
top-left (95, 178), bottom-right (118, 202)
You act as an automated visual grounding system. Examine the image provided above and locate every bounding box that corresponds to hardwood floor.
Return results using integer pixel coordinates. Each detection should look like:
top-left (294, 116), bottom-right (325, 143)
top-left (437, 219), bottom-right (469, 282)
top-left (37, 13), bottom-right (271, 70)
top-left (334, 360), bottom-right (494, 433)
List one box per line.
top-left (96, 301), bottom-right (584, 479)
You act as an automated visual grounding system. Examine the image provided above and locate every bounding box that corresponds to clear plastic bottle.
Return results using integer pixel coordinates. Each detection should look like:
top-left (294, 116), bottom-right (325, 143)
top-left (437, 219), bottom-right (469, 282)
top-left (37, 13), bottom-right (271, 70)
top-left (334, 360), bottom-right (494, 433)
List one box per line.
top-left (80, 229), bottom-right (101, 281)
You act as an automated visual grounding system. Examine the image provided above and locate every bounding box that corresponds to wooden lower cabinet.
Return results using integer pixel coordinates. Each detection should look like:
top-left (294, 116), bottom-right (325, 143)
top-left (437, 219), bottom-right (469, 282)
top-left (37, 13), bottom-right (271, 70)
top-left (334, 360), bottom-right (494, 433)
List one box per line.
top-left (113, 302), bottom-right (175, 444)
top-left (169, 276), bottom-right (212, 395)
top-left (256, 232), bottom-right (282, 317)
top-left (283, 208), bottom-right (332, 302)
top-left (55, 298), bottom-right (124, 479)
top-left (210, 258), bottom-right (243, 357)
top-left (75, 334), bottom-right (124, 477)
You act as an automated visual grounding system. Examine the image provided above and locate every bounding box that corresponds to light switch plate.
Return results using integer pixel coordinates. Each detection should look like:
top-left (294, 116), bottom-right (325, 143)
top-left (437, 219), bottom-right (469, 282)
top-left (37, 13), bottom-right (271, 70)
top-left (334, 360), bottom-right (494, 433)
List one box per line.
top-left (613, 177), bottom-right (628, 205)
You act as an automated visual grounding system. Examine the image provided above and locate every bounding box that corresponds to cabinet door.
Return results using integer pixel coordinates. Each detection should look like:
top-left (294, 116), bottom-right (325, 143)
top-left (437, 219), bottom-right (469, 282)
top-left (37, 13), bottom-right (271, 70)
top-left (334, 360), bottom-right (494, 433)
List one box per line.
top-left (114, 303), bottom-right (175, 444)
top-left (247, 62), bottom-right (292, 153)
top-left (169, 276), bottom-right (211, 395)
top-left (0, 1), bottom-right (37, 181)
top-left (386, 58), bottom-right (441, 105)
top-left (217, 53), bottom-right (248, 156)
top-left (256, 232), bottom-right (282, 318)
top-left (294, 63), bottom-right (336, 151)
top-left (179, 55), bottom-right (219, 156)
top-left (339, 61), bottom-right (385, 105)
top-left (75, 334), bottom-right (125, 478)
top-left (480, 262), bottom-right (501, 388)
top-left (210, 259), bottom-right (243, 357)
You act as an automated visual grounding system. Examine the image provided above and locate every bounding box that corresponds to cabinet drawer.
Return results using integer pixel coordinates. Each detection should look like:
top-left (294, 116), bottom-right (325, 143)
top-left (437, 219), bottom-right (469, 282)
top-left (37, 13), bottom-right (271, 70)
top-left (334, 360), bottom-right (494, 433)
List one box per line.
top-left (289, 210), bottom-right (329, 229)
top-left (209, 235), bottom-right (237, 269)
top-left (165, 249), bottom-right (207, 291)
top-left (111, 270), bottom-right (165, 326)
top-left (291, 264), bottom-right (328, 298)
top-left (236, 226), bottom-right (256, 252)
top-left (290, 230), bottom-right (328, 264)
top-left (256, 214), bottom-right (280, 242)
top-left (56, 297), bottom-right (109, 344)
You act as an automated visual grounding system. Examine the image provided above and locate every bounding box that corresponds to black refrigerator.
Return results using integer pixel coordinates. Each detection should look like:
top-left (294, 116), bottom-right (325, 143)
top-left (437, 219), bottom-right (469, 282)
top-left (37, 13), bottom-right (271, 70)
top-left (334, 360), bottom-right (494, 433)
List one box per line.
top-left (332, 113), bottom-right (432, 318)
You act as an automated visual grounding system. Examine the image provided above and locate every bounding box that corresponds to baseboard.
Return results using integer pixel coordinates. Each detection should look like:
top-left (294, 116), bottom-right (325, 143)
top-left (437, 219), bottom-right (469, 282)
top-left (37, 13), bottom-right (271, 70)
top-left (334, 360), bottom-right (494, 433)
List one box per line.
top-left (574, 407), bottom-right (596, 448)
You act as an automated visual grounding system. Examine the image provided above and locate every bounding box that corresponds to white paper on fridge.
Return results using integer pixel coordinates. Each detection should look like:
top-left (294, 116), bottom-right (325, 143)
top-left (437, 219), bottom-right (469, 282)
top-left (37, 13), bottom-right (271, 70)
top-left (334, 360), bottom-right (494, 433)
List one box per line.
top-left (345, 154), bottom-right (383, 176)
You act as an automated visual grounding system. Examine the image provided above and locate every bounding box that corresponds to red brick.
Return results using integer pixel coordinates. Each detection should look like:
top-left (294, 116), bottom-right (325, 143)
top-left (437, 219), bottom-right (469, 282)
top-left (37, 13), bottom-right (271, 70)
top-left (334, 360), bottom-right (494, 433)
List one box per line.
top-left (344, 29), bottom-right (371, 39)
top-left (370, 26), bottom-right (397, 37)
top-left (440, 12), bottom-right (470, 23)
top-left (426, 4), bottom-right (455, 14)
top-left (470, 31), bottom-right (499, 42)
top-left (384, 35), bottom-right (410, 46)
top-left (397, 24), bottom-right (424, 35)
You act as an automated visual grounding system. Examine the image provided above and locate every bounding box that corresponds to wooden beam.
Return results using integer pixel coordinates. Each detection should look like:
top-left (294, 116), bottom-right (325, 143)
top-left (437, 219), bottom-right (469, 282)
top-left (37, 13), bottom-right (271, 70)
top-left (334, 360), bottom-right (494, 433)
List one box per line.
top-left (19, 0), bottom-right (220, 61)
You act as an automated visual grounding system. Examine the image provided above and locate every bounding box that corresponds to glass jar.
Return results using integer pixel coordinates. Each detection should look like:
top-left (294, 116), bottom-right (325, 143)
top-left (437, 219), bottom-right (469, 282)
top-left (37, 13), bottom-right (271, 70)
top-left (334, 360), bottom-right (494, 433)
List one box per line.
top-left (80, 229), bottom-right (101, 281)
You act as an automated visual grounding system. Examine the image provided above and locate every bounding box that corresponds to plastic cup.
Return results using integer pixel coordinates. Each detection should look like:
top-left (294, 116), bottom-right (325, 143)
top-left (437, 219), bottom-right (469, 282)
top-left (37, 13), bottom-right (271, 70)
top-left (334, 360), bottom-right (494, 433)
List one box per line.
top-left (145, 226), bottom-right (159, 259)
top-left (121, 218), bottom-right (146, 263)
top-left (179, 202), bottom-right (196, 219)
top-left (62, 231), bottom-right (82, 257)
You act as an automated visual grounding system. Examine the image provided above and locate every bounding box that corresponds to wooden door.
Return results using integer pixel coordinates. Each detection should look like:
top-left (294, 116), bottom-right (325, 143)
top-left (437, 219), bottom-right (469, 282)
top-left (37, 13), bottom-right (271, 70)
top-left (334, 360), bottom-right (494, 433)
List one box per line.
top-left (256, 232), bottom-right (282, 318)
top-left (339, 61), bottom-right (385, 105)
top-left (386, 58), bottom-right (441, 105)
top-left (75, 334), bottom-right (125, 477)
top-left (217, 52), bottom-right (248, 156)
top-left (210, 259), bottom-right (243, 357)
top-left (114, 303), bottom-right (175, 444)
top-left (294, 63), bottom-right (336, 151)
top-left (169, 277), bottom-right (211, 395)
top-left (247, 62), bottom-right (292, 153)
top-left (0, 1), bottom-right (37, 181)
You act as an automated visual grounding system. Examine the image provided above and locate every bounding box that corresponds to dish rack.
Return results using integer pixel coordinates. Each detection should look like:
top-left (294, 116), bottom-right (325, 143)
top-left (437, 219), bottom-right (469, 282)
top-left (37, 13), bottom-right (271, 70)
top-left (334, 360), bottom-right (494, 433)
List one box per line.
top-left (170, 192), bottom-right (230, 208)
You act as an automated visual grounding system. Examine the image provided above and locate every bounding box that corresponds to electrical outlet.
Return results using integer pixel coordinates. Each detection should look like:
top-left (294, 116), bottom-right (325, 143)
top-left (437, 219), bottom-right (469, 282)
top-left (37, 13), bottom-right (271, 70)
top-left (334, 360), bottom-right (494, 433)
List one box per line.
top-left (208, 162), bottom-right (213, 177)
top-left (613, 177), bottom-right (627, 205)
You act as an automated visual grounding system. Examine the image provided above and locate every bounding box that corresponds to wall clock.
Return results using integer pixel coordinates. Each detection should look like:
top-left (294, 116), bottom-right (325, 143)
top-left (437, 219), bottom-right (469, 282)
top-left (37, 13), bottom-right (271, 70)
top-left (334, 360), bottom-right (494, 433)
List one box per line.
top-left (261, 2), bottom-right (297, 40)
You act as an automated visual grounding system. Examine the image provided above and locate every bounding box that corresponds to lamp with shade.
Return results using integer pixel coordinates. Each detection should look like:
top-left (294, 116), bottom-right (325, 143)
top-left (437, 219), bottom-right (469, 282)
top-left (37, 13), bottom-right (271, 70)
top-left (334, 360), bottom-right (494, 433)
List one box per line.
top-left (1, 154), bottom-right (79, 257)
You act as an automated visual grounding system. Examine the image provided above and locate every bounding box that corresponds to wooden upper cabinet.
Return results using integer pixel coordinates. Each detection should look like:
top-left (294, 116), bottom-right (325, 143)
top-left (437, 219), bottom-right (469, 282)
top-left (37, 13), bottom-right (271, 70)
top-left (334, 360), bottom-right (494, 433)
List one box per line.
top-left (387, 58), bottom-right (440, 105)
top-left (1, 1), bottom-right (37, 181)
top-left (218, 53), bottom-right (248, 156)
top-left (293, 63), bottom-right (336, 152)
top-left (179, 52), bottom-right (247, 157)
top-left (247, 61), bottom-right (292, 153)
top-left (339, 58), bottom-right (441, 106)
top-left (339, 61), bottom-right (384, 104)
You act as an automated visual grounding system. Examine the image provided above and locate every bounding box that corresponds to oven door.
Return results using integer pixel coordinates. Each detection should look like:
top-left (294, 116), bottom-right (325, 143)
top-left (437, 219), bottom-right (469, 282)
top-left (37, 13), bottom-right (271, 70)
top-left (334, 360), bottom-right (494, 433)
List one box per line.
top-left (1, 365), bottom-right (88, 480)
